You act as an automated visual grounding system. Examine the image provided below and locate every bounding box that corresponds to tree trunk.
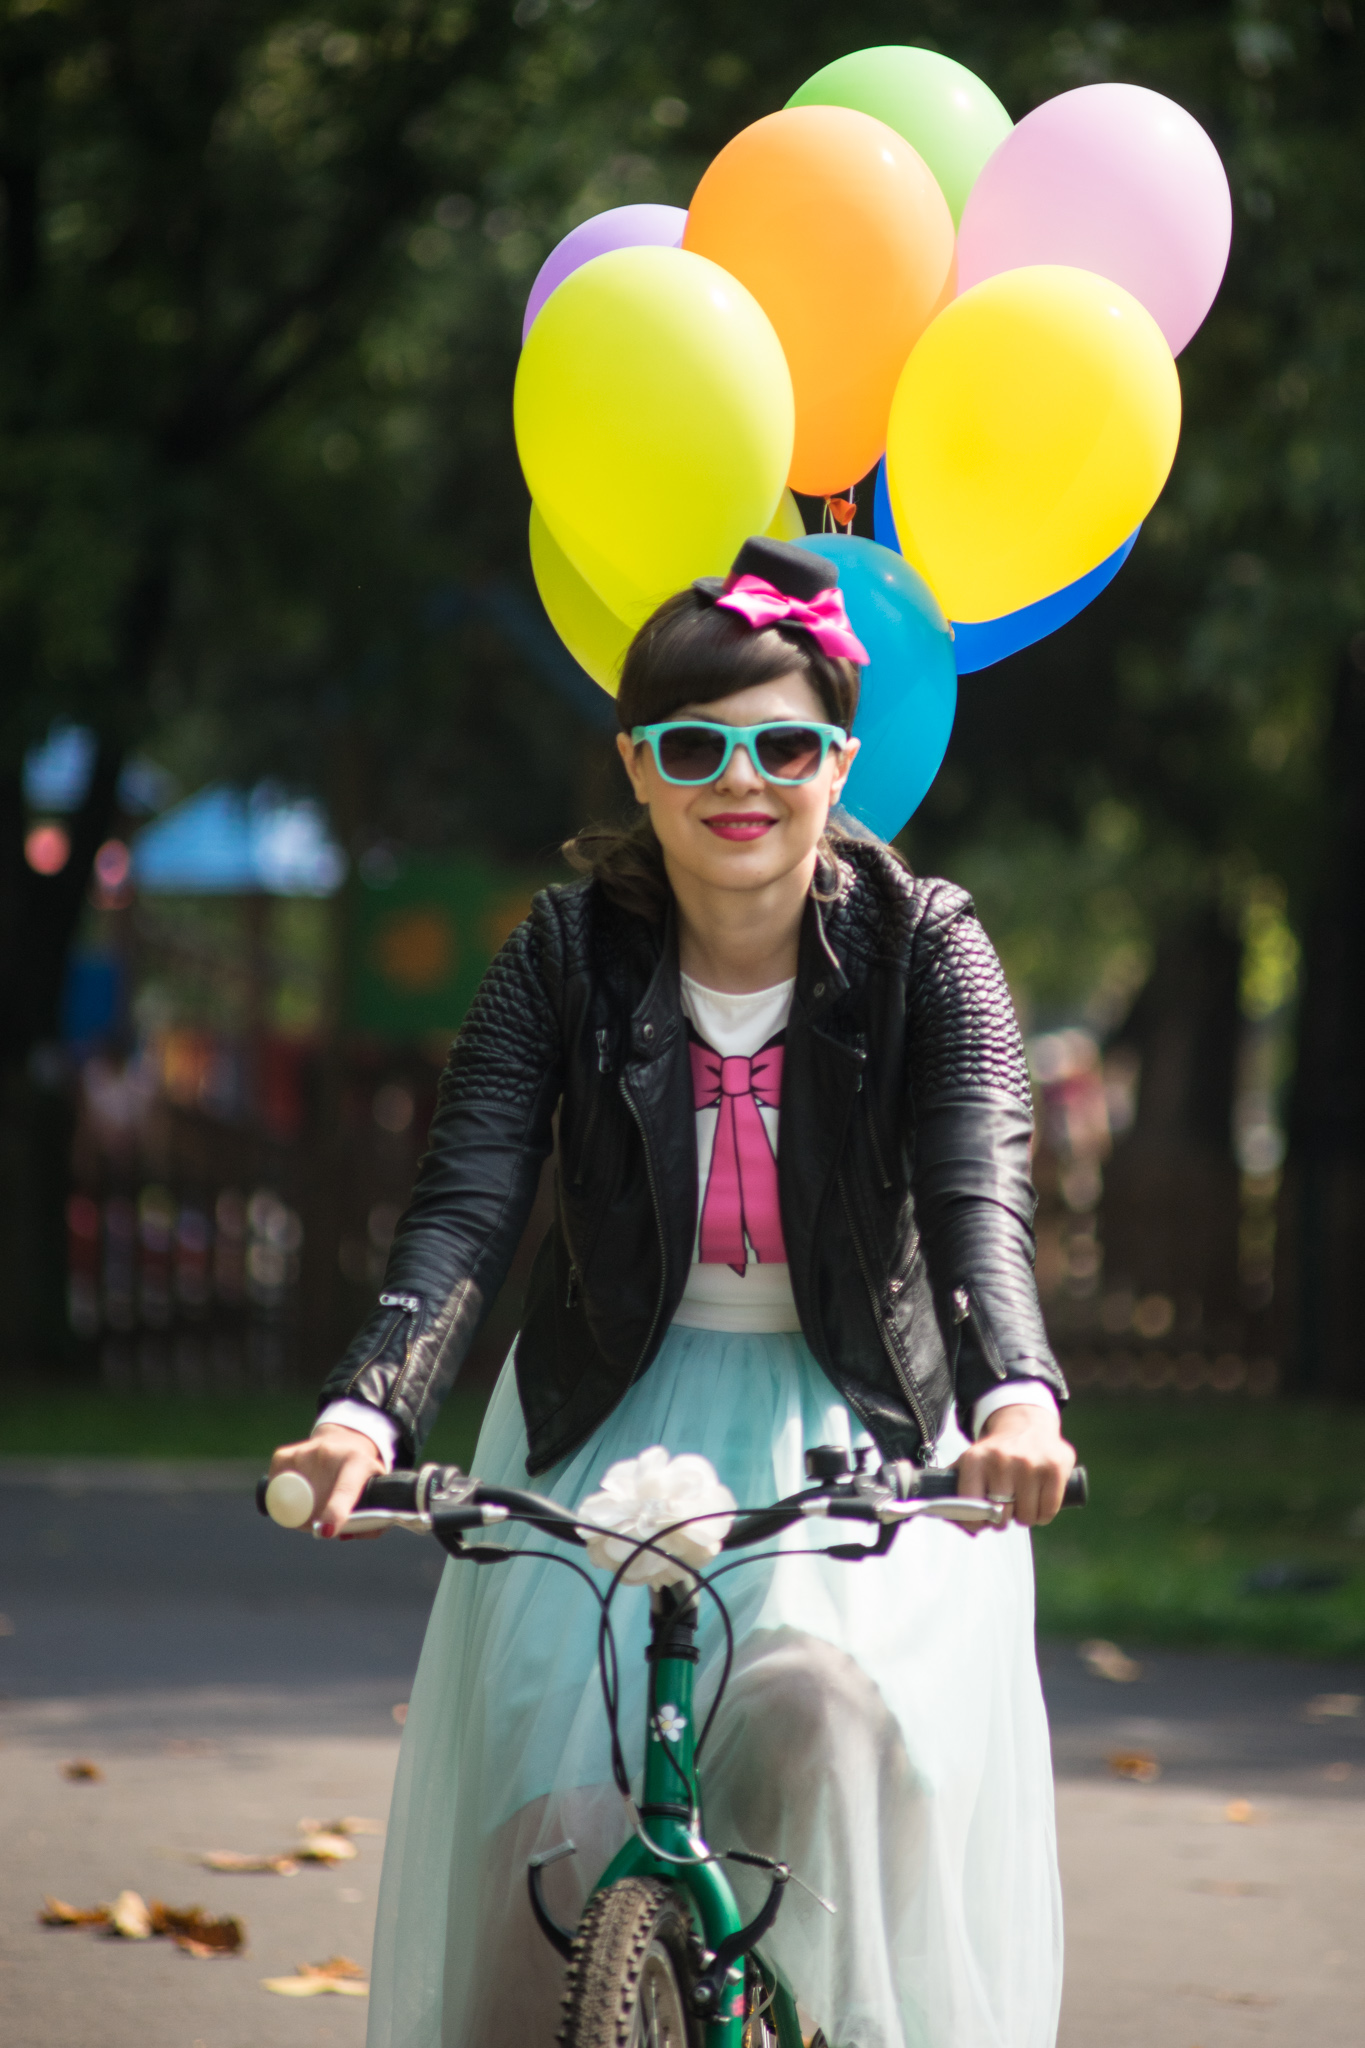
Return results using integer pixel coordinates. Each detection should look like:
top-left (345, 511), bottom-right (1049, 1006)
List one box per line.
top-left (1276, 647), bottom-right (1365, 1397)
top-left (1100, 907), bottom-right (1245, 1348)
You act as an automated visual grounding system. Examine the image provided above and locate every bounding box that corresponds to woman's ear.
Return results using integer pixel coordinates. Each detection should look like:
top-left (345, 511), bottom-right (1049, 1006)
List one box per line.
top-left (616, 730), bottom-right (649, 806)
top-left (829, 735), bottom-right (860, 803)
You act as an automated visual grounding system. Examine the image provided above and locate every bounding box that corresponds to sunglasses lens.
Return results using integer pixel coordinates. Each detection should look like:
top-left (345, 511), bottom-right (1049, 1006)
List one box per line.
top-left (657, 726), bottom-right (727, 782)
top-left (754, 726), bottom-right (826, 780)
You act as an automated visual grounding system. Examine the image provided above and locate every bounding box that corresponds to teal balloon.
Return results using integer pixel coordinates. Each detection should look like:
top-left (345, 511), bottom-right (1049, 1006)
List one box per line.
top-left (795, 534), bottom-right (957, 840)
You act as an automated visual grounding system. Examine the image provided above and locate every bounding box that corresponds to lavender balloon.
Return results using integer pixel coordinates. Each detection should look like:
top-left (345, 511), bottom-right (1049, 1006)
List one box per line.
top-left (522, 204), bottom-right (687, 343)
top-left (957, 84), bottom-right (1231, 357)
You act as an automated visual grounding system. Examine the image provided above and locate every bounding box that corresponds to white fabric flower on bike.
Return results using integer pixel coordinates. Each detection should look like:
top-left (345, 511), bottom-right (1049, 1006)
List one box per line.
top-left (577, 1446), bottom-right (737, 1589)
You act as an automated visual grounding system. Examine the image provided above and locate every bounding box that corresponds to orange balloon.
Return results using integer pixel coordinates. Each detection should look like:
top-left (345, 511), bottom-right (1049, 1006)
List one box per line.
top-left (684, 106), bottom-right (955, 498)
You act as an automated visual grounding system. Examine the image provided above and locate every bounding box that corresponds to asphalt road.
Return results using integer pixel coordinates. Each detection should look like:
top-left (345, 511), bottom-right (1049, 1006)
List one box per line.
top-left (2, 1460), bottom-right (1363, 2048)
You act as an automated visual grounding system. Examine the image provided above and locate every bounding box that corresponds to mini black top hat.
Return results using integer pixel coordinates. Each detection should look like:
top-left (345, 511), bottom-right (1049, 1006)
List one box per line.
top-left (693, 535), bottom-right (839, 604)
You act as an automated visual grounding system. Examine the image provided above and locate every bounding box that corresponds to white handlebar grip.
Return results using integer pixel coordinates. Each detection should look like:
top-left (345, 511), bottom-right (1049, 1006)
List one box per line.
top-left (264, 1470), bottom-right (316, 1529)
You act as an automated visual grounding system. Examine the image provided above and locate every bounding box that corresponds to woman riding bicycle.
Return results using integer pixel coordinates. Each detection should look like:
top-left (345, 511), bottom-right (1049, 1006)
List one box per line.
top-left (270, 535), bottom-right (1075, 2048)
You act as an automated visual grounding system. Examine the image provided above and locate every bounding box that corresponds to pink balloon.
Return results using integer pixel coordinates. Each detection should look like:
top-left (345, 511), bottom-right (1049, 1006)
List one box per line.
top-left (522, 204), bottom-right (687, 343)
top-left (957, 84), bottom-right (1232, 357)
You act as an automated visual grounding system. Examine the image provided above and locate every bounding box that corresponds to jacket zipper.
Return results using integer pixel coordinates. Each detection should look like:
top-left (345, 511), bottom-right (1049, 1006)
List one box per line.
top-left (838, 1165), bottom-right (934, 1448)
top-left (620, 1070), bottom-right (668, 1381)
top-left (571, 1030), bottom-right (613, 1190)
top-left (344, 1293), bottom-right (419, 1394)
top-left (954, 1284), bottom-right (1009, 1381)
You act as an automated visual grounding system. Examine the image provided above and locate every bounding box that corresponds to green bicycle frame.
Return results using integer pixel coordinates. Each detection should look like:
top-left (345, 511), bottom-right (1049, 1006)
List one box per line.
top-left (590, 1586), bottom-right (804, 2048)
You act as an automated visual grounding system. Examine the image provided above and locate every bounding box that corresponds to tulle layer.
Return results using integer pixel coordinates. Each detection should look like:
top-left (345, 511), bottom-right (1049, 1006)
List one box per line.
top-left (366, 1325), bottom-right (1062, 2048)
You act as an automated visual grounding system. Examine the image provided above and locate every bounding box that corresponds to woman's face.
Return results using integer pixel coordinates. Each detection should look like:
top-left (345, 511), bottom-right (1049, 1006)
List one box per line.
top-left (616, 671), bottom-right (859, 898)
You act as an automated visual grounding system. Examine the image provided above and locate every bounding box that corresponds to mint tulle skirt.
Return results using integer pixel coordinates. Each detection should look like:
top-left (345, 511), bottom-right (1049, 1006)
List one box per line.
top-left (365, 1325), bottom-right (1062, 2048)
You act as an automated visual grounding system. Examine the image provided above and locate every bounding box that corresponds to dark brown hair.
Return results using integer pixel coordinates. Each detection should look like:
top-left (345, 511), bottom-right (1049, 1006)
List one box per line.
top-left (564, 587), bottom-right (860, 921)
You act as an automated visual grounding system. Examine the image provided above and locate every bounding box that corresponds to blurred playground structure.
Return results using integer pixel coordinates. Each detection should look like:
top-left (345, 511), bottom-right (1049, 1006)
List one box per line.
top-left (25, 723), bottom-right (553, 1394)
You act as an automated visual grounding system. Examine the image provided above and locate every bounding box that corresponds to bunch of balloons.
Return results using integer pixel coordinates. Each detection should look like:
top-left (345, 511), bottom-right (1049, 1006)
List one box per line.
top-left (514, 49), bottom-right (1232, 839)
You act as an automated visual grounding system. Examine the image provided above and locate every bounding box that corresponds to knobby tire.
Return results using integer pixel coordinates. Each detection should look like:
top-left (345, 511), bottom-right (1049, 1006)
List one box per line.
top-left (558, 1876), bottom-right (701, 2048)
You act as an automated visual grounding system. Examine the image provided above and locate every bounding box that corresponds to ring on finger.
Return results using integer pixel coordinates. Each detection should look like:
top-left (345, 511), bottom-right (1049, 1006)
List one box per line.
top-left (986, 1492), bottom-right (1016, 1505)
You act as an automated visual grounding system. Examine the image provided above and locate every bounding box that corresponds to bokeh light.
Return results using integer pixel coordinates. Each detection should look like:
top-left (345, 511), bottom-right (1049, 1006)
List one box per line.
top-left (24, 822), bottom-right (71, 874)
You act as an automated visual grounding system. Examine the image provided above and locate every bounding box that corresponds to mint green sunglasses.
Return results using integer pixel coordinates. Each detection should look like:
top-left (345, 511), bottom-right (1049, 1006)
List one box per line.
top-left (630, 719), bottom-right (848, 786)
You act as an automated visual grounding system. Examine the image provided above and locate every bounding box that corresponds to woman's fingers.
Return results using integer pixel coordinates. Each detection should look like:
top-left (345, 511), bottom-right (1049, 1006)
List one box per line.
top-left (266, 1426), bottom-right (386, 1538)
top-left (957, 1403), bottom-right (1077, 1530)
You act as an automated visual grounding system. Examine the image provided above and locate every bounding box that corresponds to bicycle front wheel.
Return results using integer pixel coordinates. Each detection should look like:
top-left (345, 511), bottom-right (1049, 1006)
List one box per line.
top-left (558, 1876), bottom-right (701, 2048)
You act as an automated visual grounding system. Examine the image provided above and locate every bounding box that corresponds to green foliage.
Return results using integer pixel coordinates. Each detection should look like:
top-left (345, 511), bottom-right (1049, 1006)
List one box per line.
top-left (8, 2), bottom-right (1361, 954)
top-left (1036, 1396), bottom-right (1365, 1657)
top-left (0, 1381), bottom-right (487, 1468)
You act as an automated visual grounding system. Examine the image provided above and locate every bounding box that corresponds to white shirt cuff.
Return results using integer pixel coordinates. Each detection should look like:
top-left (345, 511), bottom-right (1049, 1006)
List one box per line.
top-left (971, 1379), bottom-right (1060, 1441)
top-left (313, 1399), bottom-right (400, 1471)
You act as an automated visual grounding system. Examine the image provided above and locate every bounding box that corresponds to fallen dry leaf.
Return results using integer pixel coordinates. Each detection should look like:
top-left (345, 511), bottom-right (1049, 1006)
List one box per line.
top-left (149, 1902), bottom-right (244, 1956)
top-left (40, 1892), bottom-right (245, 1956)
top-left (297, 1816), bottom-right (382, 1837)
top-left (262, 1956), bottom-right (368, 1998)
top-left (1224, 1799), bottom-right (1258, 1824)
top-left (61, 1758), bottom-right (104, 1782)
top-left (295, 1832), bottom-right (358, 1865)
top-left (1303, 1692), bottom-right (1362, 1722)
top-left (1108, 1749), bottom-right (1161, 1782)
top-left (1079, 1638), bottom-right (1141, 1683)
top-left (392, 1702), bottom-right (408, 1725)
top-left (261, 1975), bottom-right (369, 1998)
top-left (200, 1851), bottom-right (300, 1876)
top-left (110, 1890), bottom-right (152, 1939)
top-left (39, 1896), bottom-right (109, 1928)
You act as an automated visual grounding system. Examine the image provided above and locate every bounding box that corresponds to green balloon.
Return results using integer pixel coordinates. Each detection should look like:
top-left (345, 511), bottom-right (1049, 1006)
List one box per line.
top-left (787, 47), bottom-right (1012, 228)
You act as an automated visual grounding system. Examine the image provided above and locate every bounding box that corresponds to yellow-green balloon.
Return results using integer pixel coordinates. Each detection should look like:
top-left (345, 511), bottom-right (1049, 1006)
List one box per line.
top-left (515, 245), bottom-right (795, 626)
top-left (766, 489), bottom-right (807, 541)
top-left (530, 505), bottom-right (633, 696)
top-left (788, 46), bottom-right (1012, 227)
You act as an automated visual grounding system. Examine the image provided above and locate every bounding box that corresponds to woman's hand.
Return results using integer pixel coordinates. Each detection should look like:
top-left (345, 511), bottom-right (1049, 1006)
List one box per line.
top-left (268, 1424), bottom-right (386, 1539)
top-left (955, 1401), bottom-right (1076, 1531)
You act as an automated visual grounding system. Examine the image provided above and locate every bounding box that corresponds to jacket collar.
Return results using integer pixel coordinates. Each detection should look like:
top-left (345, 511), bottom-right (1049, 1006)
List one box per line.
top-left (625, 850), bottom-right (852, 1060)
top-left (627, 894), bottom-right (684, 1062)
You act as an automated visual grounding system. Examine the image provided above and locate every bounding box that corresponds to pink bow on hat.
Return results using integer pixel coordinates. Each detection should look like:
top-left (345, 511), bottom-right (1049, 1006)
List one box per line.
top-left (715, 575), bottom-right (870, 666)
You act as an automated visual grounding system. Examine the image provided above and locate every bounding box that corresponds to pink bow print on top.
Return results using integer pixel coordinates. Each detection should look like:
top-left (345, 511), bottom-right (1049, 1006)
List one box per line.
top-left (690, 1039), bottom-right (787, 1276)
top-left (715, 575), bottom-right (870, 666)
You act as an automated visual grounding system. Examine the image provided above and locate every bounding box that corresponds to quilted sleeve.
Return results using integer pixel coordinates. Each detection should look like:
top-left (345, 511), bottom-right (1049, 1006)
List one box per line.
top-left (317, 900), bottom-right (565, 1461)
top-left (907, 887), bottom-right (1068, 1433)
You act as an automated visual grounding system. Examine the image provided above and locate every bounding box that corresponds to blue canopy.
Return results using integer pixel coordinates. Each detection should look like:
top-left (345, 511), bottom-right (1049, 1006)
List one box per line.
top-left (131, 783), bottom-right (346, 896)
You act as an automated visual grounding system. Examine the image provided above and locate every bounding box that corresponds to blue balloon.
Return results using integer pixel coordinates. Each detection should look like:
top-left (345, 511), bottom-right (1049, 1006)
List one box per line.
top-left (873, 459), bottom-right (1139, 675)
top-left (795, 534), bottom-right (957, 842)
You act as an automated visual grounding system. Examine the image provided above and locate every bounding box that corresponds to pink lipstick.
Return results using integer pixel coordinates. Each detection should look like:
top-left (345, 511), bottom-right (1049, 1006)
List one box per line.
top-left (703, 813), bottom-right (776, 842)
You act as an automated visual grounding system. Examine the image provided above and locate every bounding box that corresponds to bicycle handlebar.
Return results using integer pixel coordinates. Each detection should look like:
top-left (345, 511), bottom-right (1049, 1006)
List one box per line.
top-left (257, 1457), bottom-right (1087, 1540)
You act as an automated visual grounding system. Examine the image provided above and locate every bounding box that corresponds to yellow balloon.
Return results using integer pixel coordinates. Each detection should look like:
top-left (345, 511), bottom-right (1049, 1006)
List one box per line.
top-left (766, 489), bottom-right (807, 541)
top-left (515, 245), bottom-right (795, 625)
top-left (886, 266), bottom-right (1181, 622)
top-left (529, 506), bottom-right (633, 696)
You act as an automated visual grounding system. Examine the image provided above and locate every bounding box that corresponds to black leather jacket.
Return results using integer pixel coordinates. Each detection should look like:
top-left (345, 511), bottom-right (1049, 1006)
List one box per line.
top-left (320, 839), bottom-right (1066, 1475)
